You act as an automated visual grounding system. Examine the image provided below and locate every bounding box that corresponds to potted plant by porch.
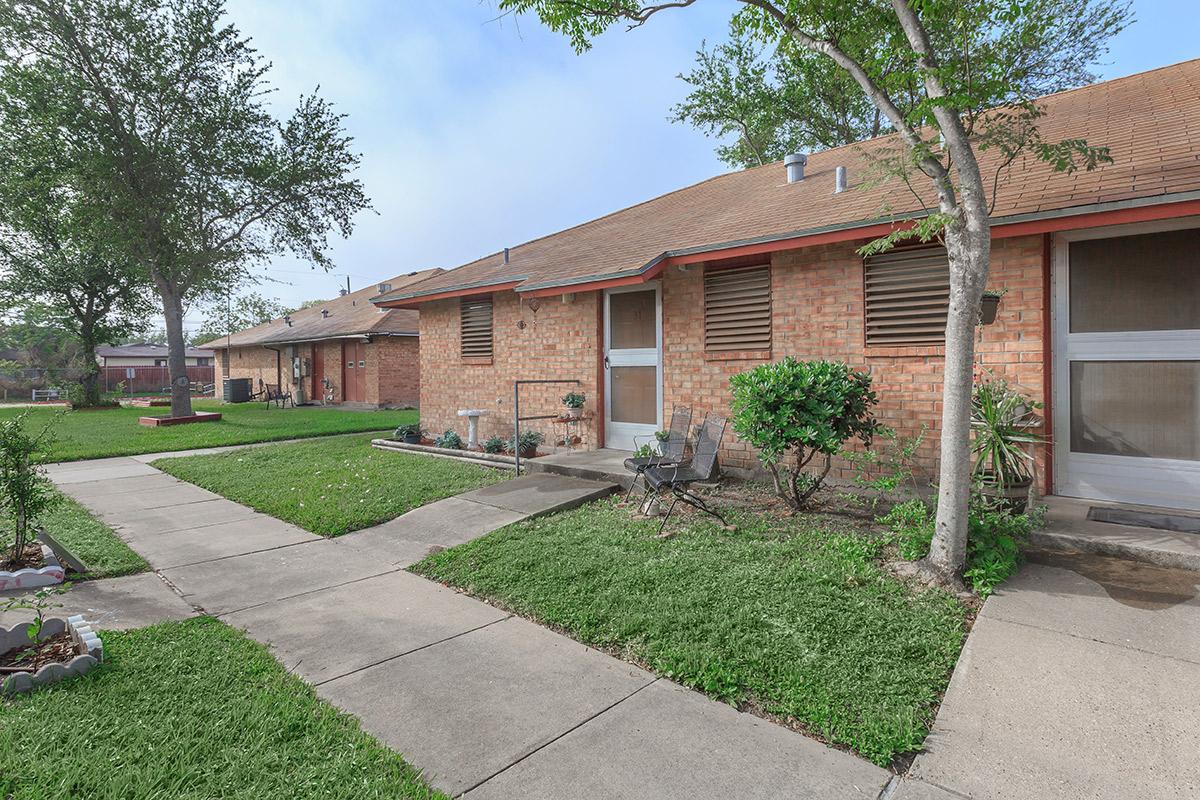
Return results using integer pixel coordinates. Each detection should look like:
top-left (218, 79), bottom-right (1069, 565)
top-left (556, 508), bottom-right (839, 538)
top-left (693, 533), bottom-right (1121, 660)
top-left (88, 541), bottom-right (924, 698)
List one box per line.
top-left (971, 375), bottom-right (1045, 512)
top-left (394, 423), bottom-right (422, 445)
top-left (508, 430), bottom-right (545, 459)
top-left (979, 288), bottom-right (1006, 325)
top-left (561, 391), bottom-right (586, 419)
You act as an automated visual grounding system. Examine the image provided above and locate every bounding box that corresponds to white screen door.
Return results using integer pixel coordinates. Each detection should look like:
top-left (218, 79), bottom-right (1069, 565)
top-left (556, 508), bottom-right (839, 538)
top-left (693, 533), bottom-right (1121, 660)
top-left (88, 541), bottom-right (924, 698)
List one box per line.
top-left (603, 284), bottom-right (662, 450)
top-left (1052, 218), bottom-right (1200, 510)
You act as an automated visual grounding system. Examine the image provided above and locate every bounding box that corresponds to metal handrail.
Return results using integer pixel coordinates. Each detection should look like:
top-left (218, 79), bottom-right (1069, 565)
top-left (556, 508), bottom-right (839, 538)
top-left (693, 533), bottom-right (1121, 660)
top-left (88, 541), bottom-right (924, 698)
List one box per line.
top-left (513, 379), bottom-right (581, 475)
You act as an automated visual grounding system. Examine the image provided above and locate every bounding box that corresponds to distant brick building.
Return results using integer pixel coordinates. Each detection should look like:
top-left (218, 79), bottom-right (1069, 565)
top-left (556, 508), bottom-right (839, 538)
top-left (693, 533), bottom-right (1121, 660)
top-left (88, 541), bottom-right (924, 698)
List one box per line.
top-left (377, 62), bottom-right (1200, 512)
top-left (205, 269), bottom-right (441, 408)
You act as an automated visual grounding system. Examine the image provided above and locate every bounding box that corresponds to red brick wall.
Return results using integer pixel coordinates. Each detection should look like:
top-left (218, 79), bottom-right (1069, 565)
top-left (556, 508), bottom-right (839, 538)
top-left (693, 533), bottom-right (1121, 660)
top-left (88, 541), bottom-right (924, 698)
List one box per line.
top-left (662, 234), bottom-right (1047, 483)
top-left (366, 336), bottom-right (420, 408)
top-left (214, 346), bottom-right (292, 396)
top-left (416, 233), bottom-right (1047, 484)
top-left (418, 291), bottom-right (601, 446)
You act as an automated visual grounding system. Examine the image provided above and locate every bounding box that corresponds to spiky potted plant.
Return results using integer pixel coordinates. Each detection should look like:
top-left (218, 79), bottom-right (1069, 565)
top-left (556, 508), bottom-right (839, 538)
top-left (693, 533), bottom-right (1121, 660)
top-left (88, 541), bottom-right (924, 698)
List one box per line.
top-left (508, 430), bottom-right (544, 459)
top-left (561, 391), bottom-right (586, 420)
top-left (971, 375), bottom-right (1045, 512)
top-left (394, 423), bottom-right (422, 444)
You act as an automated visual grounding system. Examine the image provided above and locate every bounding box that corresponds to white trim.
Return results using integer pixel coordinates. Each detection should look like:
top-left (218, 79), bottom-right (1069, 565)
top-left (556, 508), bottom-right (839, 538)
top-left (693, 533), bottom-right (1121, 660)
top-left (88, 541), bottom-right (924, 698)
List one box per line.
top-left (603, 283), bottom-right (663, 450)
top-left (1051, 216), bottom-right (1200, 510)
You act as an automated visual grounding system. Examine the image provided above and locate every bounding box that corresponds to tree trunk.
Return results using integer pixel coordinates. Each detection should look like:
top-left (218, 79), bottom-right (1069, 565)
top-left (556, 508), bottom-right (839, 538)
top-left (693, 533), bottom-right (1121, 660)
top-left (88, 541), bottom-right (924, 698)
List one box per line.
top-left (77, 319), bottom-right (103, 407)
top-left (922, 225), bottom-right (989, 588)
top-left (157, 283), bottom-right (194, 418)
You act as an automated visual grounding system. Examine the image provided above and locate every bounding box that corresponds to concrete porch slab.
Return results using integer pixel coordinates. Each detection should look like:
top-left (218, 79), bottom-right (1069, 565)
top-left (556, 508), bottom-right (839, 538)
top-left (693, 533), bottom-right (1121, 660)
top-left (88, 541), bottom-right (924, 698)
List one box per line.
top-left (333, 496), bottom-right (526, 567)
top-left (118, 514), bottom-right (318, 570)
top-left (100, 498), bottom-right (260, 536)
top-left (223, 570), bottom-right (509, 684)
top-left (524, 448), bottom-right (636, 490)
top-left (316, 615), bottom-right (655, 796)
top-left (456, 473), bottom-right (618, 518)
top-left (910, 607), bottom-right (1200, 799)
top-left (464, 679), bottom-right (889, 800)
top-left (0, 573), bottom-right (196, 630)
top-left (1036, 496), bottom-right (1200, 571)
top-left (161, 539), bottom-right (394, 616)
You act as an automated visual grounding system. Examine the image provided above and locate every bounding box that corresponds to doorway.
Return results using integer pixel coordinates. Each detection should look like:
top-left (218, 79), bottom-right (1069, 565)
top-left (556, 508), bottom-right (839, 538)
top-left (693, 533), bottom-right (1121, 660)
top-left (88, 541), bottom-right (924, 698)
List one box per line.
top-left (603, 284), bottom-right (662, 450)
top-left (342, 340), bottom-right (367, 403)
top-left (1052, 219), bottom-right (1200, 510)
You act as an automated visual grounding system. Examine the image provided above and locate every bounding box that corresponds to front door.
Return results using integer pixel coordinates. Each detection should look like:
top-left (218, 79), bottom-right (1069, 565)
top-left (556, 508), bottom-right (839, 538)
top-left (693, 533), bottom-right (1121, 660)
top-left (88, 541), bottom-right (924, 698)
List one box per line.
top-left (1053, 219), bottom-right (1200, 510)
top-left (342, 341), bottom-right (366, 403)
top-left (603, 285), bottom-right (662, 450)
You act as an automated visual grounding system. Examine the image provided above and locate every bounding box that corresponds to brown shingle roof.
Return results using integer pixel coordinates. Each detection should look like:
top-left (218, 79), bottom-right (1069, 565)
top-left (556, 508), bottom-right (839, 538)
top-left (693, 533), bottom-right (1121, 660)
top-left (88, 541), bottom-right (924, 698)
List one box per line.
top-left (379, 59), bottom-right (1200, 302)
top-left (202, 268), bottom-right (443, 348)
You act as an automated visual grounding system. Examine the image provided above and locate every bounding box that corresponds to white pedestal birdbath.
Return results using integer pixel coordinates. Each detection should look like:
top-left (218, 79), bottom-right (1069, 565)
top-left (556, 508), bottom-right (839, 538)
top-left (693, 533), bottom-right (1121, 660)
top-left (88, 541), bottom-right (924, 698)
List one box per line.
top-left (457, 409), bottom-right (488, 449)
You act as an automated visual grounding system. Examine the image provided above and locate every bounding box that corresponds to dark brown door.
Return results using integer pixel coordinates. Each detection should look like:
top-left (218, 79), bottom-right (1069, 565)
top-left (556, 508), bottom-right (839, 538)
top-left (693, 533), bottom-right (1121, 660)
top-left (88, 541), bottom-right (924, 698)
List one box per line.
top-left (311, 344), bottom-right (322, 402)
top-left (342, 341), bottom-right (366, 403)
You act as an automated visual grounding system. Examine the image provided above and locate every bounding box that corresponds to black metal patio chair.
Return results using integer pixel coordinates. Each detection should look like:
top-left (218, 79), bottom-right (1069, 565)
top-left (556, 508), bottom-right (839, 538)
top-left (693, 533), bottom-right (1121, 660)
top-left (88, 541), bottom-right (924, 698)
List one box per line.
top-left (642, 413), bottom-right (729, 535)
top-left (621, 404), bottom-right (693, 504)
top-left (261, 381), bottom-right (294, 409)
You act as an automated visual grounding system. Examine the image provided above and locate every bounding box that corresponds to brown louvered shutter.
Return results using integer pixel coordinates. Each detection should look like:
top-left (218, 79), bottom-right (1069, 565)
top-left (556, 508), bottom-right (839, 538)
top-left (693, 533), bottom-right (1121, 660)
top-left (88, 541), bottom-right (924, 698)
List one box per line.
top-left (704, 263), bottom-right (772, 351)
top-left (863, 245), bottom-right (950, 346)
top-left (460, 296), bottom-right (493, 359)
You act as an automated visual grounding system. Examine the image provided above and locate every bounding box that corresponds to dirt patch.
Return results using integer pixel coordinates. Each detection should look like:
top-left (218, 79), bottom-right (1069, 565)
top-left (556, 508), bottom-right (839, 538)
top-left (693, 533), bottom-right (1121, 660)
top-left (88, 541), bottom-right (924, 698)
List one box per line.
top-left (1, 543), bottom-right (46, 572)
top-left (0, 631), bottom-right (77, 673)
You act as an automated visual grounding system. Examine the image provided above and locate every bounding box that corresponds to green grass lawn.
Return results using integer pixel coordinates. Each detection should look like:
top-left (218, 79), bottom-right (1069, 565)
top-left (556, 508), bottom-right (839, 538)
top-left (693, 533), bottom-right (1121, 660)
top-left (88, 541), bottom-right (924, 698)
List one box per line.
top-left (157, 435), bottom-right (508, 536)
top-left (0, 401), bottom-right (416, 462)
top-left (37, 490), bottom-right (149, 578)
top-left (413, 498), bottom-right (968, 767)
top-left (0, 617), bottom-right (445, 800)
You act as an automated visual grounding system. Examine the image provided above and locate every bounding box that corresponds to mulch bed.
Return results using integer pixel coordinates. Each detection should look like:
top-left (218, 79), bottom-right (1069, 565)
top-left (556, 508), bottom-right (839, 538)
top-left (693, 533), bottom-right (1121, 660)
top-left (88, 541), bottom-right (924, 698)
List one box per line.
top-left (1, 543), bottom-right (46, 573)
top-left (0, 631), bottom-right (77, 673)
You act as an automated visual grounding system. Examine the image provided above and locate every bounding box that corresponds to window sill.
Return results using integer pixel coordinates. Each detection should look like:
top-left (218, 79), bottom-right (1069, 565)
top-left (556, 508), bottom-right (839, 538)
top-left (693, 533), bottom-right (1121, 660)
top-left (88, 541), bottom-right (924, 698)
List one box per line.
top-left (703, 349), bottom-right (772, 362)
top-left (864, 345), bottom-right (945, 358)
top-left (461, 356), bottom-right (494, 366)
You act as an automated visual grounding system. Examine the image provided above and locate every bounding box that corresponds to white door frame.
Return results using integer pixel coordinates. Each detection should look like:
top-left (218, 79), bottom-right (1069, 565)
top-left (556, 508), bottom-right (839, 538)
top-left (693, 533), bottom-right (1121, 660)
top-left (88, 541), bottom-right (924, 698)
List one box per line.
top-left (603, 283), bottom-right (663, 450)
top-left (1051, 215), bottom-right (1200, 509)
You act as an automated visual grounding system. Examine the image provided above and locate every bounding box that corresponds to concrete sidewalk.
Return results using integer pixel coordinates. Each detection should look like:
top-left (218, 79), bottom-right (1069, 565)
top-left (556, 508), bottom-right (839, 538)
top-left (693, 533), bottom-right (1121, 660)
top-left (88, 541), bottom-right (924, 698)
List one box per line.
top-left (38, 455), bottom-right (891, 799)
top-left (898, 550), bottom-right (1200, 800)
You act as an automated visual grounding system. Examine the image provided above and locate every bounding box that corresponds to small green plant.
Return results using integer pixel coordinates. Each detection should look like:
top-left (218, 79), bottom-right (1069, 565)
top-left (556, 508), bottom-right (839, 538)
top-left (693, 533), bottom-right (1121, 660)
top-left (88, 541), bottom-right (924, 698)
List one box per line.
top-left (561, 391), bottom-right (586, 409)
top-left (434, 430), bottom-right (463, 450)
top-left (394, 423), bottom-right (421, 440)
top-left (0, 413), bottom-right (57, 569)
top-left (981, 288), bottom-right (1007, 299)
top-left (879, 493), bottom-right (1043, 597)
top-left (0, 584), bottom-right (70, 666)
top-left (632, 443), bottom-right (656, 459)
top-left (508, 429), bottom-right (545, 455)
top-left (482, 435), bottom-right (506, 454)
top-left (730, 358), bottom-right (879, 509)
top-left (653, 429), bottom-right (671, 442)
top-left (841, 425), bottom-right (928, 512)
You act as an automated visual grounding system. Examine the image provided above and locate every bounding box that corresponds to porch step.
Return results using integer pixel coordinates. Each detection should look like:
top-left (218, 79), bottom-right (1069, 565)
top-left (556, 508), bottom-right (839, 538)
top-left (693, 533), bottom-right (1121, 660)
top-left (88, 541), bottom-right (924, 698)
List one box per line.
top-left (456, 473), bottom-right (621, 520)
top-left (523, 449), bottom-right (637, 491)
top-left (1034, 497), bottom-right (1200, 572)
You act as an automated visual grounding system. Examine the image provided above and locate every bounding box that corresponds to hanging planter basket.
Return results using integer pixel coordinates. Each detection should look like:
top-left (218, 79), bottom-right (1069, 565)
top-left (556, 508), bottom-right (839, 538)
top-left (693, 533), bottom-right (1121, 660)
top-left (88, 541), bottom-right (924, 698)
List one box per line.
top-left (979, 293), bottom-right (1003, 325)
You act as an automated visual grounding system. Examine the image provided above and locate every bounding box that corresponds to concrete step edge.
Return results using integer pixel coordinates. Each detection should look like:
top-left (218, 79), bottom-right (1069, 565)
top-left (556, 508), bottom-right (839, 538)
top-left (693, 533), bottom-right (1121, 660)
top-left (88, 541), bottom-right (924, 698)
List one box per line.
top-left (1030, 529), bottom-right (1200, 572)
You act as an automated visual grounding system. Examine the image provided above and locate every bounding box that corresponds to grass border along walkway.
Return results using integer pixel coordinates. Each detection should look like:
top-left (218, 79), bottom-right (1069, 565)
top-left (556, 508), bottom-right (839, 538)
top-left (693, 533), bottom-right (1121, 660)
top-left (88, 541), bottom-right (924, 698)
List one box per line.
top-left (0, 617), bottom-right (445, 800)
top-left (414, 498), bottom-right (969, 767)
top-left (0, 402), bottom-right (417, 463)
top-left (4, 490), bottom-right (149, 579)
top-left (158, 434), bottom-right (508, 536)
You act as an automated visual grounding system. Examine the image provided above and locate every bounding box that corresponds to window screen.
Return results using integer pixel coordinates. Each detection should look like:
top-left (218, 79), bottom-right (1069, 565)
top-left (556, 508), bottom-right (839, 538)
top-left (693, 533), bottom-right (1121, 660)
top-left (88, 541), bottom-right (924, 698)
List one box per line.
top-left (460, 296), bottom-right (494, 359)
top-left (863, 245), bottom-right (950, 346)
top-left (704, 263), bottom-right (771, 351)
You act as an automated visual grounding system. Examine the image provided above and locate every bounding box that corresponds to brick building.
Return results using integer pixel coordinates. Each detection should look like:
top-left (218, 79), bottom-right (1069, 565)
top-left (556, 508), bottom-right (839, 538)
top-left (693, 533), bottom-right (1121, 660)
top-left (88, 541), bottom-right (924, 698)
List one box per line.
top-left (206, 268), bottom-right (441, 408)
top-left (376, 61), bottom-right (1200, 511)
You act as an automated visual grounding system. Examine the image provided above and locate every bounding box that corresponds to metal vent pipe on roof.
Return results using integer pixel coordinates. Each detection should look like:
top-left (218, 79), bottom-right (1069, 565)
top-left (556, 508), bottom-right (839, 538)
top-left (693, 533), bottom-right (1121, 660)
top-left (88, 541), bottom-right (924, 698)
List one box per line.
top-left (784, 153), bottom-right (807, 183)
top-left (503, 247), bottom-right (510, 265)
top-left (835, 166), bottom-right (847, 194)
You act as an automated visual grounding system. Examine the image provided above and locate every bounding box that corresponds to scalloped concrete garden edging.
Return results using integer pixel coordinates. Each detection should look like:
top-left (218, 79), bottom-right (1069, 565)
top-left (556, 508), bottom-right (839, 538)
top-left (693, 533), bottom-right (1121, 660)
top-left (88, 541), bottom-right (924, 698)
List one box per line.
top-left (0, 544), bottom-right (65, 591)
top-left (1, 616), bottom-right (104, 695)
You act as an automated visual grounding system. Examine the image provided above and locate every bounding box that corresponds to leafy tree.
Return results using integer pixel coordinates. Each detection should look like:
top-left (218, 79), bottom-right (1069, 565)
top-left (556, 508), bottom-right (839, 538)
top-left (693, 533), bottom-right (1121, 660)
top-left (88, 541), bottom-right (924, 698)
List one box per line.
top-left (730, 358), bottom-right (879, 509)
top-left (498, 0), bottom-right (1128, 588)
top-left (0, 0), bottom-right (371, 418)
top-left (0, 94), bottom-right (151, 407)
top-left (193, 292), bottom-right (293, 346)
top-left (672, 26), bottom-right (892, 167)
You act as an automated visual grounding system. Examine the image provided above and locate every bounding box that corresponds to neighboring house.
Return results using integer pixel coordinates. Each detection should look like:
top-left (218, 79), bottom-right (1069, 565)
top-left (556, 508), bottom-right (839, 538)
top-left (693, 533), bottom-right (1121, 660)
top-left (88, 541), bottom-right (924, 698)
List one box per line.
top-left (96, 343), bottom-right (214, 367)
top-left (376, 60), bottom-right (1200, 512)
top-left (205, 268), bottom-right (442, 408)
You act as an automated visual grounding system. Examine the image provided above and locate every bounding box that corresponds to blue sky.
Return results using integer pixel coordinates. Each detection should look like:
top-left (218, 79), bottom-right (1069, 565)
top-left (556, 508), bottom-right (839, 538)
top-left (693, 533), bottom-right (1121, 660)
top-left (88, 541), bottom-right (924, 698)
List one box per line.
top-left (190, 0), bottom-right (1197, 326)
